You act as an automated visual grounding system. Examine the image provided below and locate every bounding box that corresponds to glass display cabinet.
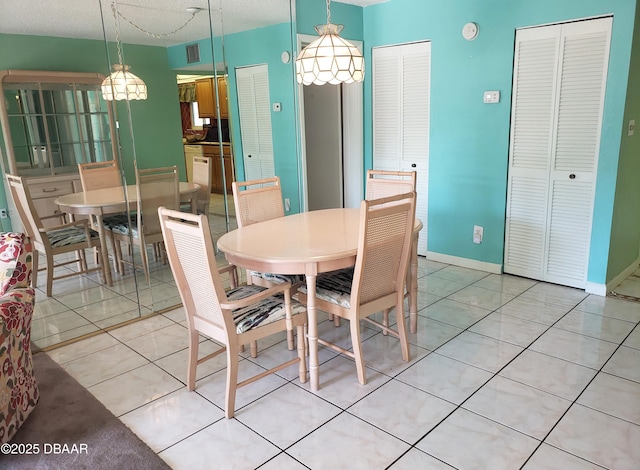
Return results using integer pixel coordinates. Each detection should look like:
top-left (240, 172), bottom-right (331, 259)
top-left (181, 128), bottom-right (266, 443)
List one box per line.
top-left (0, 70), bottom-right (116, 177)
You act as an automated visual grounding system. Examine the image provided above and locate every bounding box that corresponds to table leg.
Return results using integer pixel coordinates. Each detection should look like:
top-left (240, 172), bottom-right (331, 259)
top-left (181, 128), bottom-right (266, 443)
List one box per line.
top-left (410, 234), bottom-right (419, 334)
top-left (95, 214), bottom-right (113, 287)
top-left (305, 270), bottom-right (319, 391)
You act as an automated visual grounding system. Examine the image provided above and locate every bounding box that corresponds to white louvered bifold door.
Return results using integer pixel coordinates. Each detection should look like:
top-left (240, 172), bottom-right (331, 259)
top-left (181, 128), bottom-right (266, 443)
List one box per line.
top-left (373, 41), bottom-right (430, 256)
top-left (235, 64), bottom-right (275, 181)
top-left (504, 17), bottom-right (611, 288)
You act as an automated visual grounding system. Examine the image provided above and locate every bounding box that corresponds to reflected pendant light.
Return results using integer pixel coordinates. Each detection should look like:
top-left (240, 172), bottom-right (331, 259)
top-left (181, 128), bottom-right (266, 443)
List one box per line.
top-left (101, 63), bottom-right (148, 101)
top-left (295, 0), bottom-right (364, 86)
top-left (101, 1), bottom-right (148, 101)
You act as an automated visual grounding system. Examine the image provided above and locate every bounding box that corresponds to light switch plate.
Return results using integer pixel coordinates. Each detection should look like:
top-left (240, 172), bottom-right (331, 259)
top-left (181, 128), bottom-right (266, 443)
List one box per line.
top-left (483, 91), bottom-right (500, 104)
top-left (629, 119), bottom-right (635, 136)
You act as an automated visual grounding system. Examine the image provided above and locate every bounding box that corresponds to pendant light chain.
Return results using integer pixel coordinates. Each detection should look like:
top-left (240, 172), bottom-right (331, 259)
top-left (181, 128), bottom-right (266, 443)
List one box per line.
top-left (101, 1), bottom-right (148, 100)
top-left (326, 0), bottom-right (331, 24)
top-left (114, 4), bottom-right (199, 39)
top-left (111, 2), bottom-right (124, 68)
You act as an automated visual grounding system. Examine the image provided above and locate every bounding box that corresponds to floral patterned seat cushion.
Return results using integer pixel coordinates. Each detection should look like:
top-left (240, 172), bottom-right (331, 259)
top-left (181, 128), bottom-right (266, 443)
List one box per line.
top-left (298, 267), bottom-right (354, 308)
top-left (227, 284), bottom-right (306, 334)
top-left (0, 232), bottom-right (38, 443)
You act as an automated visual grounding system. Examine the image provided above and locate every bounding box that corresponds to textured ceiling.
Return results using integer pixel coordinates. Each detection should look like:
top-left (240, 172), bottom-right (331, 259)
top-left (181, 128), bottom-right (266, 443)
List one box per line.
top-left (0, 0), bottom-right (389, 47)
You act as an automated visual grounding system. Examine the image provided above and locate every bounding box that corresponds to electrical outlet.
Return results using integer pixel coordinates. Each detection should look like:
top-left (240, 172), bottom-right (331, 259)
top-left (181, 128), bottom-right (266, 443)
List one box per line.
top-left (284, 198), bottom-right (291, 212)
top-left (0, 209), bottom-right (7, 219)
top-left (473, 225), bottom-right (483, 244)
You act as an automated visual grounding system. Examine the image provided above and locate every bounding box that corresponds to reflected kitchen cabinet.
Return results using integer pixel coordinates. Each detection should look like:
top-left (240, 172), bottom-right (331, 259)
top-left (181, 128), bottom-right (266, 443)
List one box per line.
top-left (202, 143), bottom-right (233, 194)
top-left (195, 76), bottom-right (228, 119)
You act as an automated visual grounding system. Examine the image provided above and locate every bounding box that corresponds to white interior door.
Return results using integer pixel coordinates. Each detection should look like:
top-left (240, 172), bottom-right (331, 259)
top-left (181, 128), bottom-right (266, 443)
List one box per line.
top-left (373, 41), bottom-right (430, 256)
top-left (235, 64), bottom-right (274, 181)
top-left (504, 17), bottom-right (612, 288)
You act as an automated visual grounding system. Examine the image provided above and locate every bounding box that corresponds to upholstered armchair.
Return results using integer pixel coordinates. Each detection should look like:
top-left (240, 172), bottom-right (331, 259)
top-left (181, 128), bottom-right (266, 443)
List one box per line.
top-left (0, 232), bottom-right (38, 443)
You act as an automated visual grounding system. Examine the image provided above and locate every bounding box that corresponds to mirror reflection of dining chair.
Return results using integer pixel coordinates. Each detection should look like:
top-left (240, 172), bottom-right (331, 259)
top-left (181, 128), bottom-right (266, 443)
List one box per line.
top-left (78, 160), bottom-right (128, 272)
top-left (366, 170), bottom-right (418, 334)
top-left (232, 176), bottom-right (304, 354)
top-left (158, 207), bottom-right (307, 418)
top-left (298, 192), bottom-right (416, 384)
top-left (6, 174), bottom-right (103, 297)
top-left (112, 166), bottom-right (179, 283)
top-left (184, 156), bottom-right (211, 215)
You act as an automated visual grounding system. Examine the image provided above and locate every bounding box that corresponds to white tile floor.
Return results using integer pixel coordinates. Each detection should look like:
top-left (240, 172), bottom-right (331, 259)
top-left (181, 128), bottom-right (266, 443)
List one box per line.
top-left (41, 257), bottom-right (640, 469)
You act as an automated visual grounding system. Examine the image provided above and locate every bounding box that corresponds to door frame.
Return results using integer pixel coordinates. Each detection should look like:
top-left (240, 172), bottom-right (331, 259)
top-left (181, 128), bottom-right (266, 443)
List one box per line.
top-left (296, 34), bottom-right (364, 212)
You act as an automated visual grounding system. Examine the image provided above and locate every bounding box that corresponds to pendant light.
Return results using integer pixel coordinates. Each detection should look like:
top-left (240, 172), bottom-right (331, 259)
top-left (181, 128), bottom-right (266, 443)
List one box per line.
top-left (101, 2), bottom-right (147, 101)
top-left (295, 0), bottom-right (365, 86)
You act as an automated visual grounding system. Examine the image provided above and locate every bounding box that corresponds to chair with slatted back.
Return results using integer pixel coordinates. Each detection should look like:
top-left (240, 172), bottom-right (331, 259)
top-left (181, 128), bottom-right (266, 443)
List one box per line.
top-left (6, 174), bottom-right (103, 297)
top-left (158, 207), bottom-right (307, 418)
top-left (366, 170), bottom-right (418, 333)
top-left (78, 160), bottom-right (129, 273)
top-left (112, 166), bottom-right (179, 283)
top-left (298, 192), bottom-right (416, 384)
top-left (232, 176), bottom-right (304, 354)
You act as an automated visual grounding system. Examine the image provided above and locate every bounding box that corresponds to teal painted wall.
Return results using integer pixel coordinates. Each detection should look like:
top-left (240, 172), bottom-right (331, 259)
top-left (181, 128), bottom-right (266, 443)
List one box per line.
top-left (363, 0), bottom-right (636, 285)
top-left (607, 3), bottom-right (640, 281)
top-left (0, 34), bottom-right (185, 230)
top-left (223, 23), bottom-right (300, 212)
top-left (167, 37), bottom-right (223, 71)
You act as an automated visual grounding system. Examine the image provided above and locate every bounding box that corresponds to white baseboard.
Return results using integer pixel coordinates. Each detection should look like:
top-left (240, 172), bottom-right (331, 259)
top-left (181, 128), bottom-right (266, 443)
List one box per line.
top-left (599, 257), bottom-right (640, 296)
top-left (585, 282), bottom-right (607, 296)
top-left (427, 251), bottom-right (502, 274)
top-left (426, 252), bottom-right (639, 298)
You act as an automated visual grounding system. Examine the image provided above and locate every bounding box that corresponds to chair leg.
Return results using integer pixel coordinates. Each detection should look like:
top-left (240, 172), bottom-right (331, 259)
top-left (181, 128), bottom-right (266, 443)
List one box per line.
top-left (246, 270), bottom-right (259, 356)
top-left (297, 324), bottom-right (307, 383)
top-left (350, 319), bottom-right (366, 385)
top-left (396, 300), bottom-right (410, 362)
top-left (382, 308), bottom-right (390, 336)
top-left (46, 251), bottom-right (55, 297)
top-left (140, 241), bottom-right (150, 283)
top-left (186, 328), bottom-right (199, 391)
top-left (284, 288), bottom-right (294, 351)
top-left (31, 250), bottom-right (39, 290)
top-left (225, 344), bottom-right (240, 419)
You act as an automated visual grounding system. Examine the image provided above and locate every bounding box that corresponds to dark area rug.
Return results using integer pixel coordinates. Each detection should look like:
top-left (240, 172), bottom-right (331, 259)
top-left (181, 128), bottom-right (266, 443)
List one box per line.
top-left (4, 352), bottom-right (170, 470)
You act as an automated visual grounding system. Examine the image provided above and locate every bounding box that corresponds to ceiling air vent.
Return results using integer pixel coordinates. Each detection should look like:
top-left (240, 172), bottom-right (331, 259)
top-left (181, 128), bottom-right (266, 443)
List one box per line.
top-left (186, 44), bottom-right (200, 64)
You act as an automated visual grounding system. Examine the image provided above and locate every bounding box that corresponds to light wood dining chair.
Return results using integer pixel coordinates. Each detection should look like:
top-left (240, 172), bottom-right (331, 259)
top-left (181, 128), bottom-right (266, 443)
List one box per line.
top-left (365, 169), bottom-right (417, 200)
top-left (191, 156), bottom-right (212, 215)
top-left (78, 160), bottom-right (128, 272)
top-left (232, 176), bottom-right (304, 353)
top-left (6, 174), bottom-right (103, 297)
top-left (298, 192), bottom-right (416, 384)
top-left (78, 160), bottom-right (123, 191)
top-left (112, 166), bottom-right (179, 283)
top-left (158, 207), bottom-right (307, 418)
top-left (366, 169), bottom-right (418, 333)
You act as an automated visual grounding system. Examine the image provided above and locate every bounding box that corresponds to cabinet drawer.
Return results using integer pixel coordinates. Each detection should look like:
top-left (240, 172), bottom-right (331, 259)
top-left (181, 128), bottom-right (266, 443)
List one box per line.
top-left (28, 180), bottom-right (76, 199)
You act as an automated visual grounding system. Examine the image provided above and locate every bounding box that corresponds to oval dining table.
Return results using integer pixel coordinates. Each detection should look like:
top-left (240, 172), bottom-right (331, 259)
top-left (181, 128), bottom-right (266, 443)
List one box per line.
top-left (54, 182), bottom-right (200, 287)
top-left (217, 207), bottom-right (422, 391)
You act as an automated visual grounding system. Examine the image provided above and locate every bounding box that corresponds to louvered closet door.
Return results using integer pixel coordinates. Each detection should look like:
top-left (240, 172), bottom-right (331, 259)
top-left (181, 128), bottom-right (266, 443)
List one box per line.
top-left (373, 41), bottom-right (430, 256)
top-left (504, 17), bottom-right (611, 288)
top-left (235, 65), bottom-right (275, 181)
